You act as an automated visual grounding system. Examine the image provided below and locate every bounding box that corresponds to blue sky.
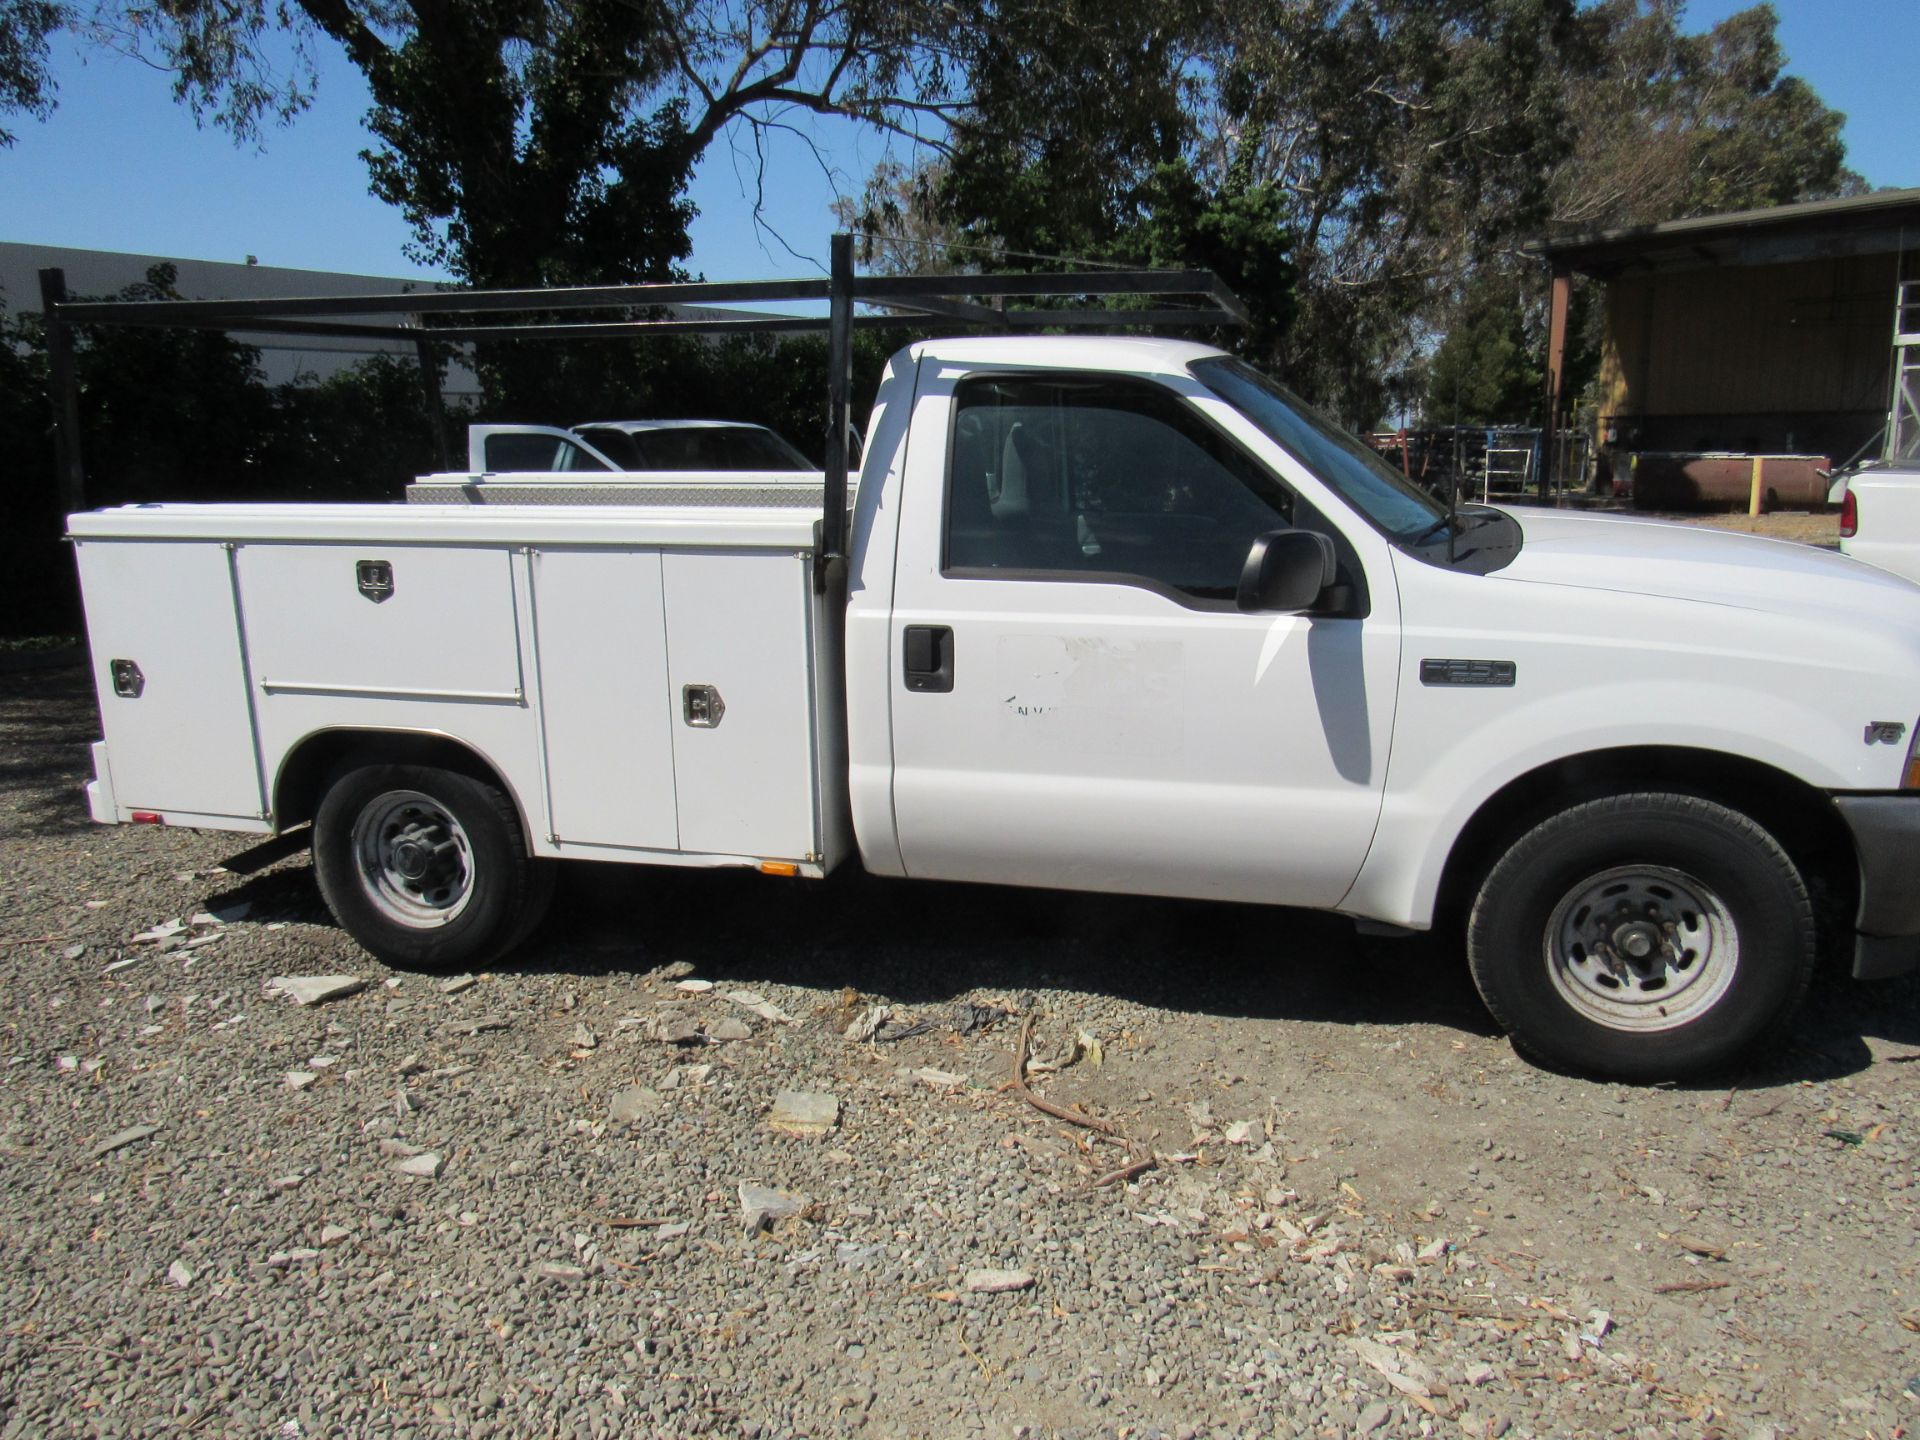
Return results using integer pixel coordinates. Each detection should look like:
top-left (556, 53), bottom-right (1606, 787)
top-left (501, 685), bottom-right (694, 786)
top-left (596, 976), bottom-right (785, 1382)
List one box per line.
top-left (4, 0), bottom-right (1915, 286)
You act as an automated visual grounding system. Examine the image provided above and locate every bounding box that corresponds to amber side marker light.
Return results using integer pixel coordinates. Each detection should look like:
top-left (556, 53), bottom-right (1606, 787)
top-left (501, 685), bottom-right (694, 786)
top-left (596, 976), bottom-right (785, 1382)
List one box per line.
top-left (758, 861), bottom-right (799, 877)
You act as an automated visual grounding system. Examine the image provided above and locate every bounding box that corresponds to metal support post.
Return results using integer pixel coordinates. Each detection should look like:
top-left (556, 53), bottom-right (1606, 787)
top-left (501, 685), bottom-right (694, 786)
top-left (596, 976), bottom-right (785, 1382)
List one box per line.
top-left (818, 233), bottom-right (854, 591)
top-left (38, 268), bottom-right (87, 516)
top-left (1542, 267), bottom-right (1572, 504)
top-left (413, 335), bottom-right (453, 473)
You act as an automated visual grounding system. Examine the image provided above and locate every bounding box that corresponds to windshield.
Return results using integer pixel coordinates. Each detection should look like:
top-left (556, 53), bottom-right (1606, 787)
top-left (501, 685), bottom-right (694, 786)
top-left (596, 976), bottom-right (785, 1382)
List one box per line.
top-left (1191, 357), bottom-right (1444, 541)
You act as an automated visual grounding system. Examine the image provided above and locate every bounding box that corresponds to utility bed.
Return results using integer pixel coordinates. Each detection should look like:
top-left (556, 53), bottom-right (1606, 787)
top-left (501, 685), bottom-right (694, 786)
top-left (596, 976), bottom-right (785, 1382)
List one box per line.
top-left (70, 500), bottom-right (846, 872)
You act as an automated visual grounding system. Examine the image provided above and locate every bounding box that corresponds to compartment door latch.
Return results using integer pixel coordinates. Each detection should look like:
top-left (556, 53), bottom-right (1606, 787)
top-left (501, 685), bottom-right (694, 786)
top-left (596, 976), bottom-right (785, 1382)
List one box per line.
top-left (682, 684), bottom-right (725, 728)
top-left (356, 560), bottom-right (395, 602)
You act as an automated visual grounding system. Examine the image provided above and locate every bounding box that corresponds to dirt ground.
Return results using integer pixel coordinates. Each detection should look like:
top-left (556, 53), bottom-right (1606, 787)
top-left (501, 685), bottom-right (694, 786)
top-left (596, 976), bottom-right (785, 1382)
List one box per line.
top-left (1669, 511), bottom-right (1841, 545)
top-left (2, 655), bottom-right (1917, 1440)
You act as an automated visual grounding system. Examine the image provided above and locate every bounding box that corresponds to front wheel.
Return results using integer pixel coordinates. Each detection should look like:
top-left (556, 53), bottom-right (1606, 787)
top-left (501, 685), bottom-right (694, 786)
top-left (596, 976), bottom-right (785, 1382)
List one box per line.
top-left (313, 760), bottom-right (554, 970)
top-left (1467, 793), bottom-right (1816, 1081)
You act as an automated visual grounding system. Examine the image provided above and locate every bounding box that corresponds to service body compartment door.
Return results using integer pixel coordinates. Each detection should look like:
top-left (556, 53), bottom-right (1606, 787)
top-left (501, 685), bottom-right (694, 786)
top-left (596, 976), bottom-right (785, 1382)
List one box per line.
top-left (662, 551), bottom-right (819, 859)
top-left (529, 548), bottom-right (679, 850)
top-left (238, 544), bottom-right (524, 702)
top-left (74, 540), bottom-right (263, 819)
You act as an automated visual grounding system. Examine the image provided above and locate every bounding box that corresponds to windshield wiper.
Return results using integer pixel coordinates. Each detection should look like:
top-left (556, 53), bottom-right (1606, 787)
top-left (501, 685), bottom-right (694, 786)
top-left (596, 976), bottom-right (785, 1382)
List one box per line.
top-left (1408, 507), bottom-right (1502, 553)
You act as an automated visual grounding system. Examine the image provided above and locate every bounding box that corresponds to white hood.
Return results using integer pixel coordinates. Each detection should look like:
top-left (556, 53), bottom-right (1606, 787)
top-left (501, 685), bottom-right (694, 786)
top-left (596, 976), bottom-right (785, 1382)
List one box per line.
top-left (1491, 509), bottom-right (1920, 624)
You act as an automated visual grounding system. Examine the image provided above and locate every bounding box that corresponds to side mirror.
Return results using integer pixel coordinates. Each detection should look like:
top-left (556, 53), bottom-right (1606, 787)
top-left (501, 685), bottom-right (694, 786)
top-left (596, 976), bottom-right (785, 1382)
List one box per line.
top-left (1237, 529), bottom-right (1336, 613)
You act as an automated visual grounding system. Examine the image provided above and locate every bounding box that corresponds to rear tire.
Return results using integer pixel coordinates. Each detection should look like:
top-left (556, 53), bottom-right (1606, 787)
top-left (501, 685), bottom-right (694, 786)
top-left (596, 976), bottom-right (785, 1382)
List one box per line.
top-left (1467, 793), bottom-right (1815, 1081)
top-left (313, 760), bottom-right (554, 971)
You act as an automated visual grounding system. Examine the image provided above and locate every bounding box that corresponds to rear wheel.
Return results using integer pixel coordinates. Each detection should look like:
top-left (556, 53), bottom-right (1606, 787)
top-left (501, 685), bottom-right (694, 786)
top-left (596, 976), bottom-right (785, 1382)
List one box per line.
top-left (314, 760), bottom-right (554, 970)
top-left (1467, 793), bottom-right (1815, 1080)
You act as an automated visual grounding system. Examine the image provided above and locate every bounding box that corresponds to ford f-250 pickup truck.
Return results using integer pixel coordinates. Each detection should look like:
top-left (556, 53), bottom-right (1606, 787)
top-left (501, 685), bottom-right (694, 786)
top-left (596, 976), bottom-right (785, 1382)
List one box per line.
top-left (62, 279), bottom-right (1920, 1083)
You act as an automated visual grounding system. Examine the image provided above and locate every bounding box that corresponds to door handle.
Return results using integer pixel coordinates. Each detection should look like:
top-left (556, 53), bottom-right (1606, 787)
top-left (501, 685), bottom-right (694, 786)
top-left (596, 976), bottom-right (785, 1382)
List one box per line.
top-left (902, 625), bottom-right (954, 693)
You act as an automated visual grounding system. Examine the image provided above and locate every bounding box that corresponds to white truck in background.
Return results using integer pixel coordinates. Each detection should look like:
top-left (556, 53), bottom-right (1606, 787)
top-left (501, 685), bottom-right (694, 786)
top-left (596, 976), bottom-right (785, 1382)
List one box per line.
top-left (1840, 462), bottom-right (1920, 583)
top-left (69, 333), bottom-right (1920, 1082)
top-left (464, 419), bottom-right (816, 477)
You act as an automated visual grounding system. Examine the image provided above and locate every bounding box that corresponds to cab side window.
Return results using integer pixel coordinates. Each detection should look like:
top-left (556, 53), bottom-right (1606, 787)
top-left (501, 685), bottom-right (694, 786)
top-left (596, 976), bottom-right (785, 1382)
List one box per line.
top-left (946, 375), bottom-right (1292, 602)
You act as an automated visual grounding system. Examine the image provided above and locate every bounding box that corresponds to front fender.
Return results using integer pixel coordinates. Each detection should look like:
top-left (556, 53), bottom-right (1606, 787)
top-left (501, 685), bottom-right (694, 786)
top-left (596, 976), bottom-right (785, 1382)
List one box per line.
top-left (1342, 564), bottom-right (1919, 929)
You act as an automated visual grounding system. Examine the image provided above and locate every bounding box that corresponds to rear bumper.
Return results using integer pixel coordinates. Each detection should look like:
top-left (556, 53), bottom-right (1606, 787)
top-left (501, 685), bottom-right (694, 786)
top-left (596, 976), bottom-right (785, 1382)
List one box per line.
top-left (1832, 794), bottom-right (1920, 981)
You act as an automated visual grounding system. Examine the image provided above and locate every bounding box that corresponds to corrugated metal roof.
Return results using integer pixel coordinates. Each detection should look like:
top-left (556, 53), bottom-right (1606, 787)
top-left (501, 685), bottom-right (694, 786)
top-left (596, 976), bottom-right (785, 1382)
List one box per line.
top-left (1530, 187), bottom-right (1920, 275)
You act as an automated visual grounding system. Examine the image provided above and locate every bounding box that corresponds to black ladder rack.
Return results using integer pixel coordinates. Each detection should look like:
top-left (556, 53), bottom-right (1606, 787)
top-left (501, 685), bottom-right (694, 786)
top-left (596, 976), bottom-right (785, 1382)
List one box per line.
top-left (40, 233), bottom-right (1249, 587)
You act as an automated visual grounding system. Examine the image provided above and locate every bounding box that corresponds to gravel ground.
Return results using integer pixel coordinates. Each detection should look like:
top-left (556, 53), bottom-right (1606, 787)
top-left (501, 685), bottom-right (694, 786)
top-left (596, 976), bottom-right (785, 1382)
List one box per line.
top-left (1672, 512), bottom-right (1840, 545)
top-left (3, 657), bottom-right (1918, 1440)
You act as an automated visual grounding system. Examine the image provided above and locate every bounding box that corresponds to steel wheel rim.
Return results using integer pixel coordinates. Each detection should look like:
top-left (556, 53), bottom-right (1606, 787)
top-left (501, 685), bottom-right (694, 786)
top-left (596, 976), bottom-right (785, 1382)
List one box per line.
top-left (1544, 864), bottom-right (1737, 1032)
top-left (350, 790), bottom-right (474, 928)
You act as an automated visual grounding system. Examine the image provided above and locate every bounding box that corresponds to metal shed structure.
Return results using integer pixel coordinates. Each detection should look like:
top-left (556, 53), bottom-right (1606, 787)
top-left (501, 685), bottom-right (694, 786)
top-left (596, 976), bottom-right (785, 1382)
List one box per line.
top-left (1533, 187), bottom-right (1920, 501)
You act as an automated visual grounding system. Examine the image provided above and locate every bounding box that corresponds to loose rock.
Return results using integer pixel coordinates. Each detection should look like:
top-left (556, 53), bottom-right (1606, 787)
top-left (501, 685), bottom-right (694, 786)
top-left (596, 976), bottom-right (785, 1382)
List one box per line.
top-left (768, 1090), bottom-right (840, 1137)
top-left (447, 1016), bottom-right (510, 1036)
top-left (88, 1123), bottom-right (159, 1159)
top-left (964, 1268), bottom-right (1035, 1295)
top-left (844, 1005), bottom-right (891, 1042)
top-left (739, 1184), bottom-right (808, 1234)
top-left (268, 976), bottom-right (366, 1007)
top-left (726, 990), bottom-right (794, 1025)
top-left (653, 1014), bottom-right (705, 1046)
top-left (609, 1086), bottom-right (662, 1124)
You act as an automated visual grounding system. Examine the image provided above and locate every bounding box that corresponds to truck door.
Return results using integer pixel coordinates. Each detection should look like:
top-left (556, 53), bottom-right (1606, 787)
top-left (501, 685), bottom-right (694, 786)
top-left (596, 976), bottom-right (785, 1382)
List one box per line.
top-left (886, 365), bottom-right (1401, 909)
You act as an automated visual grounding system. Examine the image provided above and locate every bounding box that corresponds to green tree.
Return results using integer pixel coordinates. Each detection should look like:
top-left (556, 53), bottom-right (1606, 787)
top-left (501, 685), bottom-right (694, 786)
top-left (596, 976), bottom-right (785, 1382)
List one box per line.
top-left (1421, 275), bottom-right (1544, 426)
top-left (77, 0), bottom-right (983, 416)
top-left (1204, 0), bottom-right (1584, 426)
top-left (839, 4), bottom-right (1296, 367)
top-left (873, 0), bottom-right (1584, 426)
top-left (263, 352), bottom-right (441, 499)
top-left (0, 0), bottom-right (60, 144)
top-left (89, 0), bottom-right (975, 289)
top-left (1548, 0), bottom-right (1861, 231)
top-left (53, 266), bottom-right (278, 503)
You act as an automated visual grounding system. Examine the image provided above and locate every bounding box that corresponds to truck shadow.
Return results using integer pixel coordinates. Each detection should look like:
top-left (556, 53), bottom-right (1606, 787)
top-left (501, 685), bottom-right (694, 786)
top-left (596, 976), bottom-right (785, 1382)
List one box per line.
top-left (191, 848), bottom-right (1919, 1088)
top-left (0, 660), bottom-right (102, 840)
top-left (531, 862), bottom-right (1920, 1086)
top-left (546, 858), bottom-right (1496, 1030)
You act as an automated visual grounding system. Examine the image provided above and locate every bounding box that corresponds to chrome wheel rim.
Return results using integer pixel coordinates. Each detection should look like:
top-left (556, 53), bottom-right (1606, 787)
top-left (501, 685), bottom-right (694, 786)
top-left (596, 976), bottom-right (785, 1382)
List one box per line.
top-left (350, 790), bottom-right (474, 928)
top-left (1544, 865), bottom-right (1737, 1032)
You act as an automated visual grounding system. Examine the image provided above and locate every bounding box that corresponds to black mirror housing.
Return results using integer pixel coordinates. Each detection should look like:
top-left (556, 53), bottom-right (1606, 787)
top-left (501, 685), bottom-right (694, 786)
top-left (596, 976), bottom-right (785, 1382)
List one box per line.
top-left (1237, 529), bottom-right (1336, 613)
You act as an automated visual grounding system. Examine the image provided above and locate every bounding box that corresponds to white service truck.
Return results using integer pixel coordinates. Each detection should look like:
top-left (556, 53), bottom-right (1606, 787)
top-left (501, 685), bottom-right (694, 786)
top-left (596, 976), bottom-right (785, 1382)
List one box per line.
top-left (69, 335), bottom-right (1920, 1081)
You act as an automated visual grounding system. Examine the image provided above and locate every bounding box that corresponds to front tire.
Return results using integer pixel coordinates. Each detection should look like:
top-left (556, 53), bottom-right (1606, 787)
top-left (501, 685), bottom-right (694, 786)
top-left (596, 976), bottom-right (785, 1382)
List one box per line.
top-left (1467, 793), bottom-right (1815, 1081)
top-left (313, 760), bottom-right (554, 971)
